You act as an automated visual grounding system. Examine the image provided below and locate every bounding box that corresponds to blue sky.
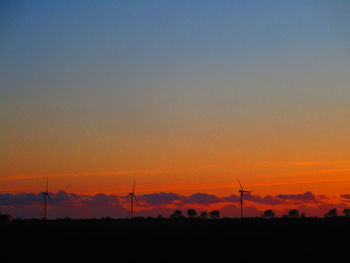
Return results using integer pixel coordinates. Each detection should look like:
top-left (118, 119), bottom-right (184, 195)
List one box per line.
top-left (1, 1), bottom-right (349, 95)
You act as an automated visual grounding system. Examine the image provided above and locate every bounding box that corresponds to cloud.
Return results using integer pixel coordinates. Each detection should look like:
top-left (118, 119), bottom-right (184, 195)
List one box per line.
top-left (244, 193), bottom-right (283, 205)
top-left (49, 191), bottom-right (83, 206)
top-left (0, 193), bottom-right (42, 206)
top-left (224, 193), bottom-right (282, 205)
top-left (138, 192), bottom-right (223, 205)
top-left (0, 190), bottom-right (343, 219)
top-left (81, 193), bottom-right (119, 206)
top-left (340, 194), bottom-right (350, 199)
top-left (224, 195), bottom-right (241, 202)
top-left (224, 191), bottom-right (331, 206)
top-left (138, 192), bottom-right (185, 205)
top-left (275, 191), bottom-right (316, 201)
top-left (0, 191), bottom-right (127, 219)
top-left (184, 193), bottom-right (223, 204)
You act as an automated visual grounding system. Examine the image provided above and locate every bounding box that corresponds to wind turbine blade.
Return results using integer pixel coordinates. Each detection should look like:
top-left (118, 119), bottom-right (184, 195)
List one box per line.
top-left (46, 177), bottom-right (49, 193)
top-left (133, 194), bottom-right (137, 201)
top-left (236, 177), bottom-right (243, 191)
top-left (132, 178), bottom-right (136, 193)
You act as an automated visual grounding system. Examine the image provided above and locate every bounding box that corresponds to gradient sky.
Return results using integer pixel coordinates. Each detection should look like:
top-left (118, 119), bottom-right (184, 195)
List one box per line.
top-left (1, 0), bottom-right (350, 200)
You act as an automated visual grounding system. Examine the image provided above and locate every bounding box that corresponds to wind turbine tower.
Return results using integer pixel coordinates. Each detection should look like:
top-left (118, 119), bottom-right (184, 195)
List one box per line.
top-left (237, 177), bottom-right (251, 218)
top-left (41, 177), bottom-right (50, 220)
top-left (128, 179), bottom-right (137, 218)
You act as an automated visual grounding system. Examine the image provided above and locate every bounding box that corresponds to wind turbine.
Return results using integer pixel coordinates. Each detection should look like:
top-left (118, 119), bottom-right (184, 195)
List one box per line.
top-left (41, 177), bottom-right (50, 220)
top-left (237, 177), bottom-right (251, 218)
top-left (128, 179), bottom-right (137, 218)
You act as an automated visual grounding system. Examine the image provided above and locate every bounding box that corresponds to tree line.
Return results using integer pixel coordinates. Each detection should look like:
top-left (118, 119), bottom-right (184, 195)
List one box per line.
top-left (169, 209), bottom-right (220, 219)
top-left (260, 208), bottom-right (350, 218)
top-left (166, 208), bottom-right (350, 219)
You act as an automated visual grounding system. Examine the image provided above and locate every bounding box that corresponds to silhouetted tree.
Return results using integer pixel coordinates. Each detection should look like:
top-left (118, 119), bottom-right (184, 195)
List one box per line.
top-left (170, 210), bottom-right (184, 219)
top-left (300, 212), bottom-right (306, 218)
top-left (325, 208), bottom-right (338, 218)
top-left (209, 210), bottom-right (220, 219)
top-left (200, 211), bottom-right (208, 219)
top-left (288, 209), bottom-right (300, 218)
top-left (187, 209), bottom-right (197, 219)
top-left (262, 209), bottom-right (275, 219)
top-left (343, 209), bottom-right (350, 217)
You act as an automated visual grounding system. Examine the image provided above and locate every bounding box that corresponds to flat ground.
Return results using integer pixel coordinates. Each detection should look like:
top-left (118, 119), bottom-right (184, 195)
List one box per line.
top-left (2, 218), bottom-right (349, 262)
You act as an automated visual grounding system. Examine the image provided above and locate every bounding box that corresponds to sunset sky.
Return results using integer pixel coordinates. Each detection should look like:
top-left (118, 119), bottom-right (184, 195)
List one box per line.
top-left (1, 0), bottom-right (350, 218)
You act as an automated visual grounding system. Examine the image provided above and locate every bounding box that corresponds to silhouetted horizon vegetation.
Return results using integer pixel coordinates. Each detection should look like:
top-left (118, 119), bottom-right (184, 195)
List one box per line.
top-left (3, 207), bottom-right (350, 222)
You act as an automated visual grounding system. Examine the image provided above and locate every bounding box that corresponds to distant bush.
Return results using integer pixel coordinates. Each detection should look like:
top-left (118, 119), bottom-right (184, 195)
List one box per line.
top-left (325, 208), bottom-right (338, 218)
top-left (288, 209), bottom-right (300, 218)
top-left (209, 210), bottom-right (220, 219)
top-left (200, 211), bottom-right (208, 219)
top-left (187, 209), bottom-right (197, 219)
top-left (170, 210), bottom-right (185, 219)
top-left (343, 209), bottom-right (350, 217)
top-left (262, 209), bottom-right (275, 219)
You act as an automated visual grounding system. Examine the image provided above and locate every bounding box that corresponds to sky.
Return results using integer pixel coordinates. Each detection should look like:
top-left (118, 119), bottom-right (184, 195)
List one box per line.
top-left (1, 0), bottom-right (350, 218)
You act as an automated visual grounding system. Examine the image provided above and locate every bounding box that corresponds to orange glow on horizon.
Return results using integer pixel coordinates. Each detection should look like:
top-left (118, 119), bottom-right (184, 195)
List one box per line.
top-left (1, 160), bottom-right (350, 197)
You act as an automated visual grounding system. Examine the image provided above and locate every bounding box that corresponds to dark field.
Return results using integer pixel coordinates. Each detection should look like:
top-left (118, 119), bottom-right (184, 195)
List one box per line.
top-left (2, 218), bottom-right (349, 262)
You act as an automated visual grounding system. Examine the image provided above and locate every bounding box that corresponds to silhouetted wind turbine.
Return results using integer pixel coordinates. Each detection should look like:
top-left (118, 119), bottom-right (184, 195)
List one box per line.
top-left (41, 177), bottom-right (50, 220)
top-left (128, 179), bottom-right (137, 218)
top-left (237, 177), bottom-right (251, 218)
